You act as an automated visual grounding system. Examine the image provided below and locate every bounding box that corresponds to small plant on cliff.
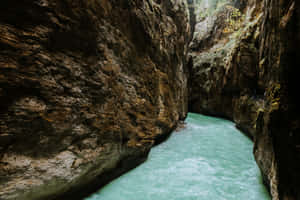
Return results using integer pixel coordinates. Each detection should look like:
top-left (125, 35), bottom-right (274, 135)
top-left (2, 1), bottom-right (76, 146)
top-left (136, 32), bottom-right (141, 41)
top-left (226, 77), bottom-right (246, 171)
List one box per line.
top-left (223, 5), bottom-right (244, 33)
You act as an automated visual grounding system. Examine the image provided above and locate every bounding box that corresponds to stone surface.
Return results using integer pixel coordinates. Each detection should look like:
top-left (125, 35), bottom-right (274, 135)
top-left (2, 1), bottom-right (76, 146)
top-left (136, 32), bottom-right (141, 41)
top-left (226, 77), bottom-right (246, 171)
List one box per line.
top-left (189, 0), bottom-right (262, 137)
top-left (0, 0), bottom-right (190, 199)
top-left (189, 0), bottom-right (300, 199)
top-left (255, 1), bottom-right (300, 199)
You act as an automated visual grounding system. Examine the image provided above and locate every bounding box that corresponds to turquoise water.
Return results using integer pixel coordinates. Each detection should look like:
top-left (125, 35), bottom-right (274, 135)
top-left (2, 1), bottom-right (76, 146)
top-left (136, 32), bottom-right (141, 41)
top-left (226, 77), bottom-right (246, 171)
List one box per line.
top-left (85, 113), bottom-right (270, 200)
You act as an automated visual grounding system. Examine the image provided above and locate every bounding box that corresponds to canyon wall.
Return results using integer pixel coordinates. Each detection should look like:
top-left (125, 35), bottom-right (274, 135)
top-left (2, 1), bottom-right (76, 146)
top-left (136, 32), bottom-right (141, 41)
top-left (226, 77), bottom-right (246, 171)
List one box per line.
top-left (189, 0), bottom-right (300, 199)
top-left (0, 0), bottom-right (190, 199)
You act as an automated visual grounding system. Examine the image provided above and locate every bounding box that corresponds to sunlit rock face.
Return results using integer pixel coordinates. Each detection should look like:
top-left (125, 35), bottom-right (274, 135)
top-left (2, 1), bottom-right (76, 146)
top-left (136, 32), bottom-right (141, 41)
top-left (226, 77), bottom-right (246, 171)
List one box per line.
top-left (189, 0), bottom-right (263, 137)
top-left (0, 0), bottom-right (190, 199)
top-left (189, 0), bottom-right (300, 199)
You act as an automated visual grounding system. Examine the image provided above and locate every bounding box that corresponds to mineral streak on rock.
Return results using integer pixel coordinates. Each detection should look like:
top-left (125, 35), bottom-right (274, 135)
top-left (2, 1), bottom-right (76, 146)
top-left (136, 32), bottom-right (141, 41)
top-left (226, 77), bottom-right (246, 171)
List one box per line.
top-left (0, 0), bottom-right (190, 199)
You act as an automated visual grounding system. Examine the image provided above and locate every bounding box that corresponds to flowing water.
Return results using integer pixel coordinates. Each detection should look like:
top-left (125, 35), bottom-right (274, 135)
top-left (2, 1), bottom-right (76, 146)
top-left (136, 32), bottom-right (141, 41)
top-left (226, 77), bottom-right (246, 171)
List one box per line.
top-left (85, 113), bottom-right (270, 200)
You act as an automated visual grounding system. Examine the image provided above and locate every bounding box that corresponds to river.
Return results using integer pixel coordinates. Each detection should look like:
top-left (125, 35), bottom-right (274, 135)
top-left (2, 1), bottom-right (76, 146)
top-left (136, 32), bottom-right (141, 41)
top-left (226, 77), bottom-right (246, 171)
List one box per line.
top-left (85, 113), bottom-right (270, 200)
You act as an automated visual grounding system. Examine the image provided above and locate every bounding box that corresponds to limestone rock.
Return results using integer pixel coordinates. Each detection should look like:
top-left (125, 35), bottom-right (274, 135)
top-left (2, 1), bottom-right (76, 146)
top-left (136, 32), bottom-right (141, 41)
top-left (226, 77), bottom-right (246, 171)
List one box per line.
top-left (189, 0), bottom-right (300, 199)
top-left (0, 0), bottom-right (190, 199)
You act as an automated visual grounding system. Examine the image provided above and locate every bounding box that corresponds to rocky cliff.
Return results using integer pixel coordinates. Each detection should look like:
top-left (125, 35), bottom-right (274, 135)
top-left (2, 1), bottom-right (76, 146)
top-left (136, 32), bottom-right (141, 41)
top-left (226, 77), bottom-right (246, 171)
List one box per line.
top-left (0, 0), bottom-right (190, 199)
top-left (189, 0), bottom-right (300, 199)
top-left (189, 0), bottom-right (262, 137)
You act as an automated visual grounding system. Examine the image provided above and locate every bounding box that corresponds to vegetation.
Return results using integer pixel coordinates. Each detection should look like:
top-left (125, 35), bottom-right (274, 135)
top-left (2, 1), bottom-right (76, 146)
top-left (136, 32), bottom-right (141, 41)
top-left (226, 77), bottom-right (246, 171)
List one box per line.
top-left (223, 5), bottom-right (244, 33)
top-left (194, 0), bottom-right (235, 21)
top-left (193, 0), bottom-right (244, 33)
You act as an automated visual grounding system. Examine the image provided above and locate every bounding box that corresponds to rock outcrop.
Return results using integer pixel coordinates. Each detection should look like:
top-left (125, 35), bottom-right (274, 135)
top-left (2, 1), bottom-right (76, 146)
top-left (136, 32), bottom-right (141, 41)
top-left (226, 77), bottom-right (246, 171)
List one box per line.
top-left (0, 0), bottom-right (190, 199)
top-left (189, 0), bottom-right (300, 199)
top-left (189, 0), bottom-right (262, 137)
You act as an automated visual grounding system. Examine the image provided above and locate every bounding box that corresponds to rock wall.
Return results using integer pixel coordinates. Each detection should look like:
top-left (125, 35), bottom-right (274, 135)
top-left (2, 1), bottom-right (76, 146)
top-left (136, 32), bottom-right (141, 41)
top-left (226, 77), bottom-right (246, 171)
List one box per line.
top-left (189, 0), bottom-right (263, 137)
top-left (189, 0), bottom-right (300, 199)
top-left (257, 1), bottom-right (300, 199)
top-left (0, 0), bottom-right (190, 199)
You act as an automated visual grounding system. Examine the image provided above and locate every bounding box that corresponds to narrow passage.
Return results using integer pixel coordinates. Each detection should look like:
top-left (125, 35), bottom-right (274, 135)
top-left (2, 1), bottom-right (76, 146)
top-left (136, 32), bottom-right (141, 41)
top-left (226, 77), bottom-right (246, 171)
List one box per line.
top-left (86, 113), bottom-right (270, 200)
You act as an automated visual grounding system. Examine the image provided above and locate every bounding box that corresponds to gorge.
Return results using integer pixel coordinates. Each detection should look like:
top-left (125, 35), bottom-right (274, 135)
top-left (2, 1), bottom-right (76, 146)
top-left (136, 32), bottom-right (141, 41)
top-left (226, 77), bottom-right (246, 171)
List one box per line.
top-left (85, 113), bottom-right (271, 200)
top-left (0, 0), bottom-right (299, 200)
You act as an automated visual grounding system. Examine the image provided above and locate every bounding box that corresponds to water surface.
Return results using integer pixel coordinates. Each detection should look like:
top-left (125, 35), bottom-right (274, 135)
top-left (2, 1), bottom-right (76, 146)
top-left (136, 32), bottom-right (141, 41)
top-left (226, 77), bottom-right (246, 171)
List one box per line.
top-left (86, 113), bottom-right (270, 200)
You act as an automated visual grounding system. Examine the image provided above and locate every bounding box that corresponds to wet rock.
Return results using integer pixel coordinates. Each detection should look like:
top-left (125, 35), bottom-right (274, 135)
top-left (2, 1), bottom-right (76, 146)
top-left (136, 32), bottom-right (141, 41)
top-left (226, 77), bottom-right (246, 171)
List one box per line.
top-left (0, 0), bottom-right (190, 199)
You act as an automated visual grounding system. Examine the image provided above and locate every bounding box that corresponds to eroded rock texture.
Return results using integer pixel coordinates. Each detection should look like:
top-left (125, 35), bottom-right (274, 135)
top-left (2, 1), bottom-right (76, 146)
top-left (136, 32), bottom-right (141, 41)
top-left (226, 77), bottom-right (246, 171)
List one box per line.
top-left (189, 0), bottom-right (262, 136)
top-left (189, 0), bottom-right (300, 199)
top-left (0, 0), bottom-right (190, 199)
